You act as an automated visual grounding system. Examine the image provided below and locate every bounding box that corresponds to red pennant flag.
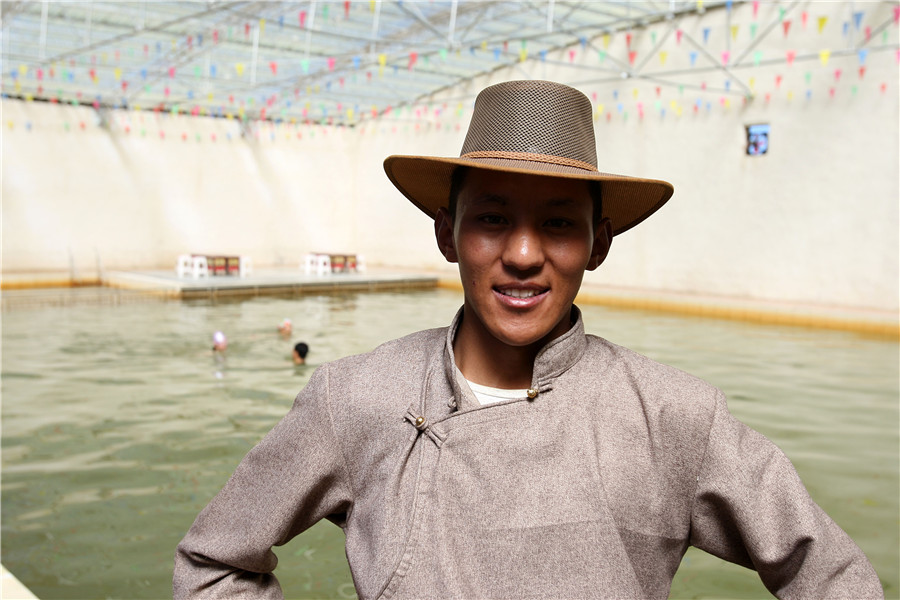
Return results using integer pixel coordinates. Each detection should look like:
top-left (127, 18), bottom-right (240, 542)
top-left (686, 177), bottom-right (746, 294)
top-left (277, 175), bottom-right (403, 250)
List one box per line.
top-left (834, 69), bottom-right (842, 81)
top-left (344, 1), bottom-right (350, 18)
top-left (626, 33), bottom-right (633, 47)
top-left (169, 66), bottom-right (176, 78)
top-left (269, 61), bottom-right (277, 75)
top-left (775, 74), bottom-right (783, 88)
top-left (408, 52), bottom-right (418, 69)
top-left (628, 51), bottom-right (637, 65)
top-left (802, 11), bottom-right (808, 28)
top-left (786, 50), bottom-right (796, 65)
top-left (782, 20), bottom-right (791, 36)
top-left (859, 66), bottom-right (866, 79)
top-left (676, 30), bottom-right (683, 44)
top-left (299, 11), bottom-right (306, 28)
top-left (245, 22), bottom-right (251, 37)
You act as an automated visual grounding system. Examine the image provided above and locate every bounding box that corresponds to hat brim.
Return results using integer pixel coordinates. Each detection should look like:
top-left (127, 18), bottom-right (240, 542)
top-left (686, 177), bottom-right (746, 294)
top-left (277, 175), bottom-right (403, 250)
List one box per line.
top-left (383, 155), bottom-right (674, 236)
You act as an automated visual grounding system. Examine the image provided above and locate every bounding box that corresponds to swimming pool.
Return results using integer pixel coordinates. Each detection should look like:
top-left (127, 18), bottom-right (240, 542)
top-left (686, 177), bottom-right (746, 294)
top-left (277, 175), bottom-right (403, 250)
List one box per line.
top-left (2, 288), bottom-right (897, 599)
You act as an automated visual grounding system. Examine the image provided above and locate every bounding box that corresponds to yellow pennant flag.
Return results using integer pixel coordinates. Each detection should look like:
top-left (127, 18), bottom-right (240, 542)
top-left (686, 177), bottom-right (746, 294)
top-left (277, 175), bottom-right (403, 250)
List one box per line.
top-left (236, 63), bottom-right (245, 76)
top-left (749, 77), bottom-right (756, 89)
top-left (114, 67), bottom-right (122, 81)
top-left (18, 64), bottom-right (28, 76)
top-left (817, 16), bottom-right (828, 33)
top-left (370, 0), bottom-right (376, 12)
top-left (659, 51), bottom-right (668, 65)
top-left (597, 103), bottom-right (605, 115)
top-left (632, 88), bottom-right (639, 99)
top-left (259, 19), bottom-right (265, 35)
top-left (519, 48), bottom-right (528, 62)
top-left (602, 34), bottom-right (611, 49)
top-left (731, 25), bottom-right (739, 40)
top-left (819, 49), bottom-right (830, 66)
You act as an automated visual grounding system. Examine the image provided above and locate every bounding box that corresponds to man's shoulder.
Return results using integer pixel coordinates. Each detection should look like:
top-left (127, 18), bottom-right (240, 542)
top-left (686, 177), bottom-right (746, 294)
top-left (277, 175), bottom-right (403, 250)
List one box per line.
top-left (343, 326), bottom-right (446, 363)
top-left (583, 333), bottom-right (719, 400)
top-left (322, 326), bottom-right (447, 386)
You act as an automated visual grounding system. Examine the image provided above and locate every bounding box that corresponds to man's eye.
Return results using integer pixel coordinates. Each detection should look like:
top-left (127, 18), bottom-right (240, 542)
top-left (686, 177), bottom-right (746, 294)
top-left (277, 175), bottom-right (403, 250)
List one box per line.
top-left (545, 218), bottom-right (573, 228)
top-left (479, 215), bottom-right (506, 225)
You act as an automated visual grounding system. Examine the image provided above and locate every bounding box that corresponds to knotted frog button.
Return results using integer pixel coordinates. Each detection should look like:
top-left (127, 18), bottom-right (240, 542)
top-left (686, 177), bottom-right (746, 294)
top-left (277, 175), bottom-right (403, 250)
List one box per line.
top-left (526, 388), bottom-right (538, 400)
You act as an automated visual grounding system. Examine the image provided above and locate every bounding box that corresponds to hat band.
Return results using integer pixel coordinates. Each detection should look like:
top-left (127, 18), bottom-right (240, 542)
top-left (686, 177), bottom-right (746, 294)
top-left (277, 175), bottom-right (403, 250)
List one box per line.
top-left (461, 150), bottom-right (598, 172)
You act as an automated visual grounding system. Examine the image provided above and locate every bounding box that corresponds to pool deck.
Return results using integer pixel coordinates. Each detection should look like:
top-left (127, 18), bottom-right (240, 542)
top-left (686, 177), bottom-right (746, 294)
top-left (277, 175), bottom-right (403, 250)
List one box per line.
top-left (2, 268), bottom-right (897, 339)
top-left (1, 267), bottom-right (439, 306)
top-left (103, 267), bottom-right (439, 299)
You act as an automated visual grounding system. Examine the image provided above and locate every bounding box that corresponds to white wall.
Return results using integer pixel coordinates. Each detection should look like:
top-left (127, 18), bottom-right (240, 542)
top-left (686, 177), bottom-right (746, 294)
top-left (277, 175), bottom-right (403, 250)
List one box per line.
top-left (3, 1), bottom-right (898, 311)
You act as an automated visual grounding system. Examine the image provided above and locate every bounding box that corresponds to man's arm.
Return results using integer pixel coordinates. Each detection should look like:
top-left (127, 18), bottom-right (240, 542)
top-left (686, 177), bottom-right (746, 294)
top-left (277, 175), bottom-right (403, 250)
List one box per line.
top-left (173, 365), bottom-right (353, 599)
top-left (690, 391), bottom-right (883, 599)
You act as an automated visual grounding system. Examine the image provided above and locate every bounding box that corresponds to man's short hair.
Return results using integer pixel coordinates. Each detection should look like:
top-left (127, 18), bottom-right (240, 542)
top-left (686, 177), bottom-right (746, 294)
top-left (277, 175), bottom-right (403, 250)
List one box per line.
top-left (447, 166), bottom-right (603, 227)
top-left (294, 342), bottom-right (309, 359)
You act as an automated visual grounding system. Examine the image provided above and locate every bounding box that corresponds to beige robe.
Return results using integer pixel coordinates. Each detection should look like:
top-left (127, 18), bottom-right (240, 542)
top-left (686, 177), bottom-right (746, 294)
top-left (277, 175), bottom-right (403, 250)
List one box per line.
top-left (174, 308), bottom-right (882, 599)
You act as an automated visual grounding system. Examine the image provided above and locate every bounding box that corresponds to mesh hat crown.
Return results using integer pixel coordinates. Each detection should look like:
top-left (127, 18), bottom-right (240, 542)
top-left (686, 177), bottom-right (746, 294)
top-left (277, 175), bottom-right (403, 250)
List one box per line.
top-left (383, 80), bottom-right (674, 236)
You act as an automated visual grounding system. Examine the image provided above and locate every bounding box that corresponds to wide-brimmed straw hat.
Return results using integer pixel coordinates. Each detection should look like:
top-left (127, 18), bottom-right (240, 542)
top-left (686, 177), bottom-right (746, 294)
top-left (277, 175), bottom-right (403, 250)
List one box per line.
top-left (383, 79), bottom-right (674, 236)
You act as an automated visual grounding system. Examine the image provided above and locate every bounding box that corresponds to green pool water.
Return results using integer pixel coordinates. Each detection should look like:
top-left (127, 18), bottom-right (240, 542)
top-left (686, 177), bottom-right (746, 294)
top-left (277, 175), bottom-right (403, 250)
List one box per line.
top-left (2, 288), bottom-right (897, 599)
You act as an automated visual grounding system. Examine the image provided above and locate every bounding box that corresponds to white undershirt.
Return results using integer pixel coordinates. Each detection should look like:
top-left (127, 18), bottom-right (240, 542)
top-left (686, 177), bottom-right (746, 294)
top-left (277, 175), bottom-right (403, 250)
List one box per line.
top-left (457, 368), bottom-right (529, 405)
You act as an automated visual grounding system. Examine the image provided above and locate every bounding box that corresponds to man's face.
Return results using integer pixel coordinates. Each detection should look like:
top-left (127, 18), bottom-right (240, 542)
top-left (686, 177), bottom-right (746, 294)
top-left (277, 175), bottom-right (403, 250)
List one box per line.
top-left (436, 168), bottom-right (612, 350)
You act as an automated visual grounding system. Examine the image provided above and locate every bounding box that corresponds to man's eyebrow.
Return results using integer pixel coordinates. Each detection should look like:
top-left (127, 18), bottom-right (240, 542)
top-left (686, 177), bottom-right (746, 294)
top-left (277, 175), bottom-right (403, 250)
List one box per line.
top-left (469, 194), bottom-right (507, 206)
top-left (547, 197), bottom-right (576, 207)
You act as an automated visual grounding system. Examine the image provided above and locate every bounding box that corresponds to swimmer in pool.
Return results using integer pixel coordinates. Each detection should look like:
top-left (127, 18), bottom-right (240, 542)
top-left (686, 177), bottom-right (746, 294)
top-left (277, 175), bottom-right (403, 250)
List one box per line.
top-left (175, 80), bottom-right (883, 599)
top-left (211, 331), bottom-right (227, 353)
top-left (292, 342), bottom-right (309, 365)
top-left (277, 318), bottom-right (292, 338)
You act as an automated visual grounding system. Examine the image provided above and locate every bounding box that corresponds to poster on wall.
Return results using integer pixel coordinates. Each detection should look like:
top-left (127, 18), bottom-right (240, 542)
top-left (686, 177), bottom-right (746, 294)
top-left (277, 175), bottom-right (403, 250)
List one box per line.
top-left (745, 123), bottom-right (771, 156)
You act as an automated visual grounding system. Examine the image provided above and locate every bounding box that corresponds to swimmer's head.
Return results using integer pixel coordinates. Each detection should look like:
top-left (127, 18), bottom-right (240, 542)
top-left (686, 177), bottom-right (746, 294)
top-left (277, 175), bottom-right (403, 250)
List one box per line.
top-left (293, 342), bottom-right (309, 365)
top-left (212, 331), bottom-right (228, 351)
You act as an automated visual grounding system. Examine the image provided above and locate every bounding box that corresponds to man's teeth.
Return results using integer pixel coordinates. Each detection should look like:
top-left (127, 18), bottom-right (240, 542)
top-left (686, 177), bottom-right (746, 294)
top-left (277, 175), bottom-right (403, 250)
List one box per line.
top-left (503, 289), bottom-right (538, 298)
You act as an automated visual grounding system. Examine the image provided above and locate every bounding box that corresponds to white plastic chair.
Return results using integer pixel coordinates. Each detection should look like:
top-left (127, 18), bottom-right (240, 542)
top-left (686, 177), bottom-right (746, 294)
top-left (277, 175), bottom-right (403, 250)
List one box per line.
top-left (191, 255), bottom-right (209, 278)
top-left (304, 253), bottom-right (331, 276)
top-left (239, 255), bottom-right (253, 278)
top-left (176, 254), bottom-right (192, 278)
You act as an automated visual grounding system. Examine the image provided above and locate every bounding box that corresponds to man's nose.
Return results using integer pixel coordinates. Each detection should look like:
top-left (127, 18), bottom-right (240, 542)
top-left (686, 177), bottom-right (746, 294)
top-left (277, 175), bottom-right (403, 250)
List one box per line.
top-left (502, 227), bottom-right (544, 271)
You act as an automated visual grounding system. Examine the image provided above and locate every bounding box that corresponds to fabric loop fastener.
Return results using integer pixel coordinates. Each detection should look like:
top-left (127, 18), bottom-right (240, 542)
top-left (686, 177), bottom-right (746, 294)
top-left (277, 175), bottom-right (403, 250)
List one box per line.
top-left (404, 409), bottom-right (447, 448)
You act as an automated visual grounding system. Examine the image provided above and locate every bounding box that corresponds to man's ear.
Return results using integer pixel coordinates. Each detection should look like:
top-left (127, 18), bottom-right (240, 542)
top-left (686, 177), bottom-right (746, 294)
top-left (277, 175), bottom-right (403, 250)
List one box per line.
top-left (434, 207), bottom-right (458, 264)
top-left (586, 218), bottom-right (613, 271)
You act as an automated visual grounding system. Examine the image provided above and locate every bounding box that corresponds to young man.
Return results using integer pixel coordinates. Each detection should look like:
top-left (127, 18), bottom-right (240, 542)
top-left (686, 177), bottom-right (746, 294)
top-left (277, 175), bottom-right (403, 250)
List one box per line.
top-left (174, 80), bottom-right (882, 599)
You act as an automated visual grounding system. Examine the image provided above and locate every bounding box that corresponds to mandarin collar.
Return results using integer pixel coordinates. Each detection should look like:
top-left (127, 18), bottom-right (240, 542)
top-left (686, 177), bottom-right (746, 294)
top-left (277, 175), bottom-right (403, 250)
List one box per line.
top-left (442, 305), bottom-right (588, 412)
